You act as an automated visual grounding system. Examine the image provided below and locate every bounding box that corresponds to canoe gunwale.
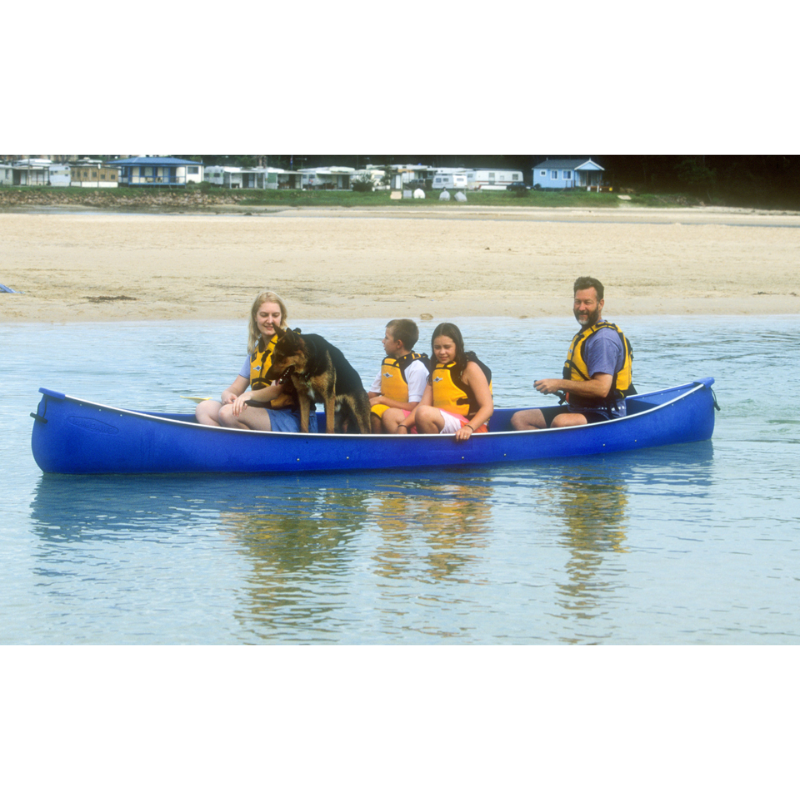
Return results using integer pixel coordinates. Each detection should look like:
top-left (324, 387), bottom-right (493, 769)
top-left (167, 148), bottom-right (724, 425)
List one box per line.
top-left (31, 379), bottom-right (716, 474)
top-left (35, 379), bottom-right (713, 440)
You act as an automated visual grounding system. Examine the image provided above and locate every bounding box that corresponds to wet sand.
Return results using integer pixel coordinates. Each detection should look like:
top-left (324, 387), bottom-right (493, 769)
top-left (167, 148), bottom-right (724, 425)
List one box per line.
top-left (2, 205), bottom-right (799, 323)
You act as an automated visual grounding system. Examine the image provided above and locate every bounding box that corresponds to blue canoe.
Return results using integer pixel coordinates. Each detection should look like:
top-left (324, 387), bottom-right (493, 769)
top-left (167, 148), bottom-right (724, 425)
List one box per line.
top-left (31, 378), bottom-right (716, 474)
top-left (30, 379), bottom-right (716, 475)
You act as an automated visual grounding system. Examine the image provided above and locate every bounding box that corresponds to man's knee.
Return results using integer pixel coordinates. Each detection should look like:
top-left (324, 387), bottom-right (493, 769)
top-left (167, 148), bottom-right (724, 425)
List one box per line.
top-left (511, 409), bottom-right (546, 430)
top-left (550, 413), bottom-right (585, 429)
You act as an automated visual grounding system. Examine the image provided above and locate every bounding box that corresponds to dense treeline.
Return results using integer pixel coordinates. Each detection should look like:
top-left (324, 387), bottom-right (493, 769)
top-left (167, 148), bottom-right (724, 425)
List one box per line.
top-left (599, 155), bottom-right (800, 209)
top-left (174, 155), bottom-right (800, 209)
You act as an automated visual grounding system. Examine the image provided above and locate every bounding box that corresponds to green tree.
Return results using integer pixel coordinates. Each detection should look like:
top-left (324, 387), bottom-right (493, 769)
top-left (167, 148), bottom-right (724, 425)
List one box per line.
top-left (675, 156), bottom-right (716, 198)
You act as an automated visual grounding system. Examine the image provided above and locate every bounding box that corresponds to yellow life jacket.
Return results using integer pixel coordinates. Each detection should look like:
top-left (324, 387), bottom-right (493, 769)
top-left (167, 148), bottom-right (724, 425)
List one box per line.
top-left (372, 351), bottom-right (431, 419)
top-left (249, 333), bottom-right (278, 391)
top-left (381, 351), bottom-right (430, 401)
top-left (431, 359), bottom-right (492, 419)
top-left (563, 321), bottom-right (634, 406)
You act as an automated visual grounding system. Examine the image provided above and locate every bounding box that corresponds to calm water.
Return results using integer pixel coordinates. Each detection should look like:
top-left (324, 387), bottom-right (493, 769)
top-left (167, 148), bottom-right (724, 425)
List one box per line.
top-left (2, 316), bottom-right (799, 644)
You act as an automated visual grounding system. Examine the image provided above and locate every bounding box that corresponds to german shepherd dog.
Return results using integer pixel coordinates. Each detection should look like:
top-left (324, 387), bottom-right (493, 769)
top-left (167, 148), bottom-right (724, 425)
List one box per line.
top-left (264, 327), bottom-right (372, 434)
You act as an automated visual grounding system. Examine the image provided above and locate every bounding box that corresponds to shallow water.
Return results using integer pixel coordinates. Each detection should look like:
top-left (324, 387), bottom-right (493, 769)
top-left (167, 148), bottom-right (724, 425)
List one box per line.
top-left (2, 316), bottom-right (799, 643)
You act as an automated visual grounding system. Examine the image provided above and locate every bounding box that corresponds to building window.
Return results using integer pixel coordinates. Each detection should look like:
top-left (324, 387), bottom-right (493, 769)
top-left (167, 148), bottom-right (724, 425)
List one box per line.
top-left (563, 170), bottom-right (571, 179)
top-left (550, 170), bottom-right (558, 179)
top-left (540, 170), bottom-right (546, 177)
top-left (188, 166), bottom-right (199, 174)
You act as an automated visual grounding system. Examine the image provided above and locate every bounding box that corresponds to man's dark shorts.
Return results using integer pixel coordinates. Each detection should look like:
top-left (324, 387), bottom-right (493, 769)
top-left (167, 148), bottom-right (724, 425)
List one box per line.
top-left (541, 406), bottom-right (609, 427)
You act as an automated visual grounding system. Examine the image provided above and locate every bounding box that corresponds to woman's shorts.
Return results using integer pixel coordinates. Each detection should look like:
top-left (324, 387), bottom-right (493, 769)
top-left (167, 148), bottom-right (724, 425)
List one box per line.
top-left (439, 409), bottom-right (488, 434)
top-left (266, 406), bottom-right (319, 433)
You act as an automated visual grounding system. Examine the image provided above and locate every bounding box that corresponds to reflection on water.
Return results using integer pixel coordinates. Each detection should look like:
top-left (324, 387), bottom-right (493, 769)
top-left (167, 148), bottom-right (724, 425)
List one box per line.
top-left (220, 477), bottom-right (494, 640)
top-left (28, 471), bottom-right (496, 642)
top-left (371, 481), bottom-right (492, 583)
top-left (552, 466), bottom-right (629, 632)
top-left (555, 441), bottom-right (715, 642)
top-left (220, 481), bottom-right (371, 634)
top-left (24, 441), bottom-right (730, 644)
top-left (221, 485), bottom-right (369, 572)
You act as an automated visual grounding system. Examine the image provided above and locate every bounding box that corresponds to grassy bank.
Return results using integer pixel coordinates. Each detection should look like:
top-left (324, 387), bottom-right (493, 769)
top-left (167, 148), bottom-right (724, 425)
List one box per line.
top-left (0, 184), bottom-right (713, 211)
top-left (238, 188), bottom-right (627, 208)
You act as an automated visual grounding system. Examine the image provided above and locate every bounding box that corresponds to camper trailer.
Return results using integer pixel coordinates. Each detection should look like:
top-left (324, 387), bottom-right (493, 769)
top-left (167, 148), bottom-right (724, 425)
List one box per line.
top-left (466, 169), bottom-right (524, 190)
top-left (432, 171), bottom-right (468, 190)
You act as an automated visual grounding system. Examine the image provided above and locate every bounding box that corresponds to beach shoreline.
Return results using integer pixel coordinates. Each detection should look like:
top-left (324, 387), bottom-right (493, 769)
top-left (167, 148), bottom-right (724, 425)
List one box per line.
top-left (2, 206), bottom-right (798, 323)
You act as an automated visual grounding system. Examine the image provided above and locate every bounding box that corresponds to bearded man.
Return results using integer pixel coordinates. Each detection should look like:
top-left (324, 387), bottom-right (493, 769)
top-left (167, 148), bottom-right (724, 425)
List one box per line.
top-left (511, 277), bottom-right (634, 430)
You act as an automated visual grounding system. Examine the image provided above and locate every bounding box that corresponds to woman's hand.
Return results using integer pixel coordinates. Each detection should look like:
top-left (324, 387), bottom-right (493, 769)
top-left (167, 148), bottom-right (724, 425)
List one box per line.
top-left (455, 423), bottom-right (474, 442)
top-left (221, 390), bottom-right (238, 405)
top-left (232, 391), bottom-right (253, 416)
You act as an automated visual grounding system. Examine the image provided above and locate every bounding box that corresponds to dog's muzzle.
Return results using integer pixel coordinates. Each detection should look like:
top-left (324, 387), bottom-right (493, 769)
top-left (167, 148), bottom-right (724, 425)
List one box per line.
top-left (275, 366), bottom-right (295, 384)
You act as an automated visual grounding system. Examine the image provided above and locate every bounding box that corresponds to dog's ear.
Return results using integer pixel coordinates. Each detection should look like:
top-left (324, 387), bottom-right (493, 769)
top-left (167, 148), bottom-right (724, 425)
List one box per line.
top-left (293, 327), bottom-right (302, 334)
top-left (274, 326), bottom-right (287, 339)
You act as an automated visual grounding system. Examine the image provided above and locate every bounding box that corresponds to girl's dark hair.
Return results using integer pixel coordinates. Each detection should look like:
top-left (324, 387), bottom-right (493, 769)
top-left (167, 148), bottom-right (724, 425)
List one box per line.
top-left (431, 322), bottom-right (476, 375)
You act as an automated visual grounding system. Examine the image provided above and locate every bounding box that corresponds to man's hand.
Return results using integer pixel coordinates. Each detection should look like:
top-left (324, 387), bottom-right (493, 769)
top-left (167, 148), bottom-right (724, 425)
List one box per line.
top-left (534, 379), bottom-right (562, 396)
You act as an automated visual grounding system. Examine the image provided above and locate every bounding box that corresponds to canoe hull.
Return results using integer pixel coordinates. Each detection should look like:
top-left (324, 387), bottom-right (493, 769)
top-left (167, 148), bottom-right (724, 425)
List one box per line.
top-left (31, 379), bottom-right (716, 475)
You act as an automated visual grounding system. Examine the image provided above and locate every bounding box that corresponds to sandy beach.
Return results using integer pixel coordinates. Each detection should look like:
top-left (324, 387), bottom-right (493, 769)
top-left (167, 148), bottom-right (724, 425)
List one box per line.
top-left (1, 205), bottom-right (798, 323)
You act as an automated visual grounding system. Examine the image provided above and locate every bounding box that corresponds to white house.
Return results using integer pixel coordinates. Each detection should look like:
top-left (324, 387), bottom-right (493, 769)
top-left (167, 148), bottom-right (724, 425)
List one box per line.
top-left (204, 166), bottom-right (304, 189)
top-left (12, 158), bottom-right (53, 185)
top-left (0, 164), bottom-right (13, 185)
top-left (533, 158), bottom-right (604, 189)
top-left (108, 157), bottom-right (203, 187)
top-left (204, 165), bottom-right (261, 189)
top-left (299, 166), bottom-right (354, 190)
top-left (263, 168), bottom-right (303, 189)
top-left (389, 164), bottom-right (437, 187)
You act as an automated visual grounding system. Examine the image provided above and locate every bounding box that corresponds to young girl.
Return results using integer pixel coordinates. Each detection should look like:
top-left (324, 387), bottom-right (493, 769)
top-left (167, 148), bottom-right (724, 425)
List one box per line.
top-left (195, 290), bottom-right (318, 432)
top-left (396, 322), bottom-right (493, 441)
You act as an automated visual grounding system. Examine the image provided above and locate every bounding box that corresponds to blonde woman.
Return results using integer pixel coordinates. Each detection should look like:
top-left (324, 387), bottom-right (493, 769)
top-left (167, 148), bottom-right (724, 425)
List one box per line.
top-left (195, 290), bottom-right (318, 432)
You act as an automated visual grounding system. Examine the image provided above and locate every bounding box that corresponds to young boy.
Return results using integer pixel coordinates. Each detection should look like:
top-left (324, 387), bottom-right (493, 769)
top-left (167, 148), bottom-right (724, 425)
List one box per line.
top-left (368, 319), bottom-right (431, 433)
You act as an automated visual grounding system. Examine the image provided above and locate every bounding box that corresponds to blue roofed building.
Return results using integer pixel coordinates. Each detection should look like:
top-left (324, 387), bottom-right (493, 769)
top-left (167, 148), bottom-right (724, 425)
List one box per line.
top-left (533, 158), bottom-right (604, 189)
top-left (108, 156), bottom-right (203, 187)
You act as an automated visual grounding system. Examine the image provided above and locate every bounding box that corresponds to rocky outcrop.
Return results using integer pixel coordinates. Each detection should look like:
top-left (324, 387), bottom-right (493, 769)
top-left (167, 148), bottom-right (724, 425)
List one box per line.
top-left (0, 189), bottom-right (251, 209)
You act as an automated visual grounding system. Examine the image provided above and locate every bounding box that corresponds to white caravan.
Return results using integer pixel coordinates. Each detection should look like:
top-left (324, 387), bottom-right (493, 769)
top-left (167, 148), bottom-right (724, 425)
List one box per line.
top-left (432, 171), bottom-right (468, 190)
top-left (466, 169), bottom-right (523, 190)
